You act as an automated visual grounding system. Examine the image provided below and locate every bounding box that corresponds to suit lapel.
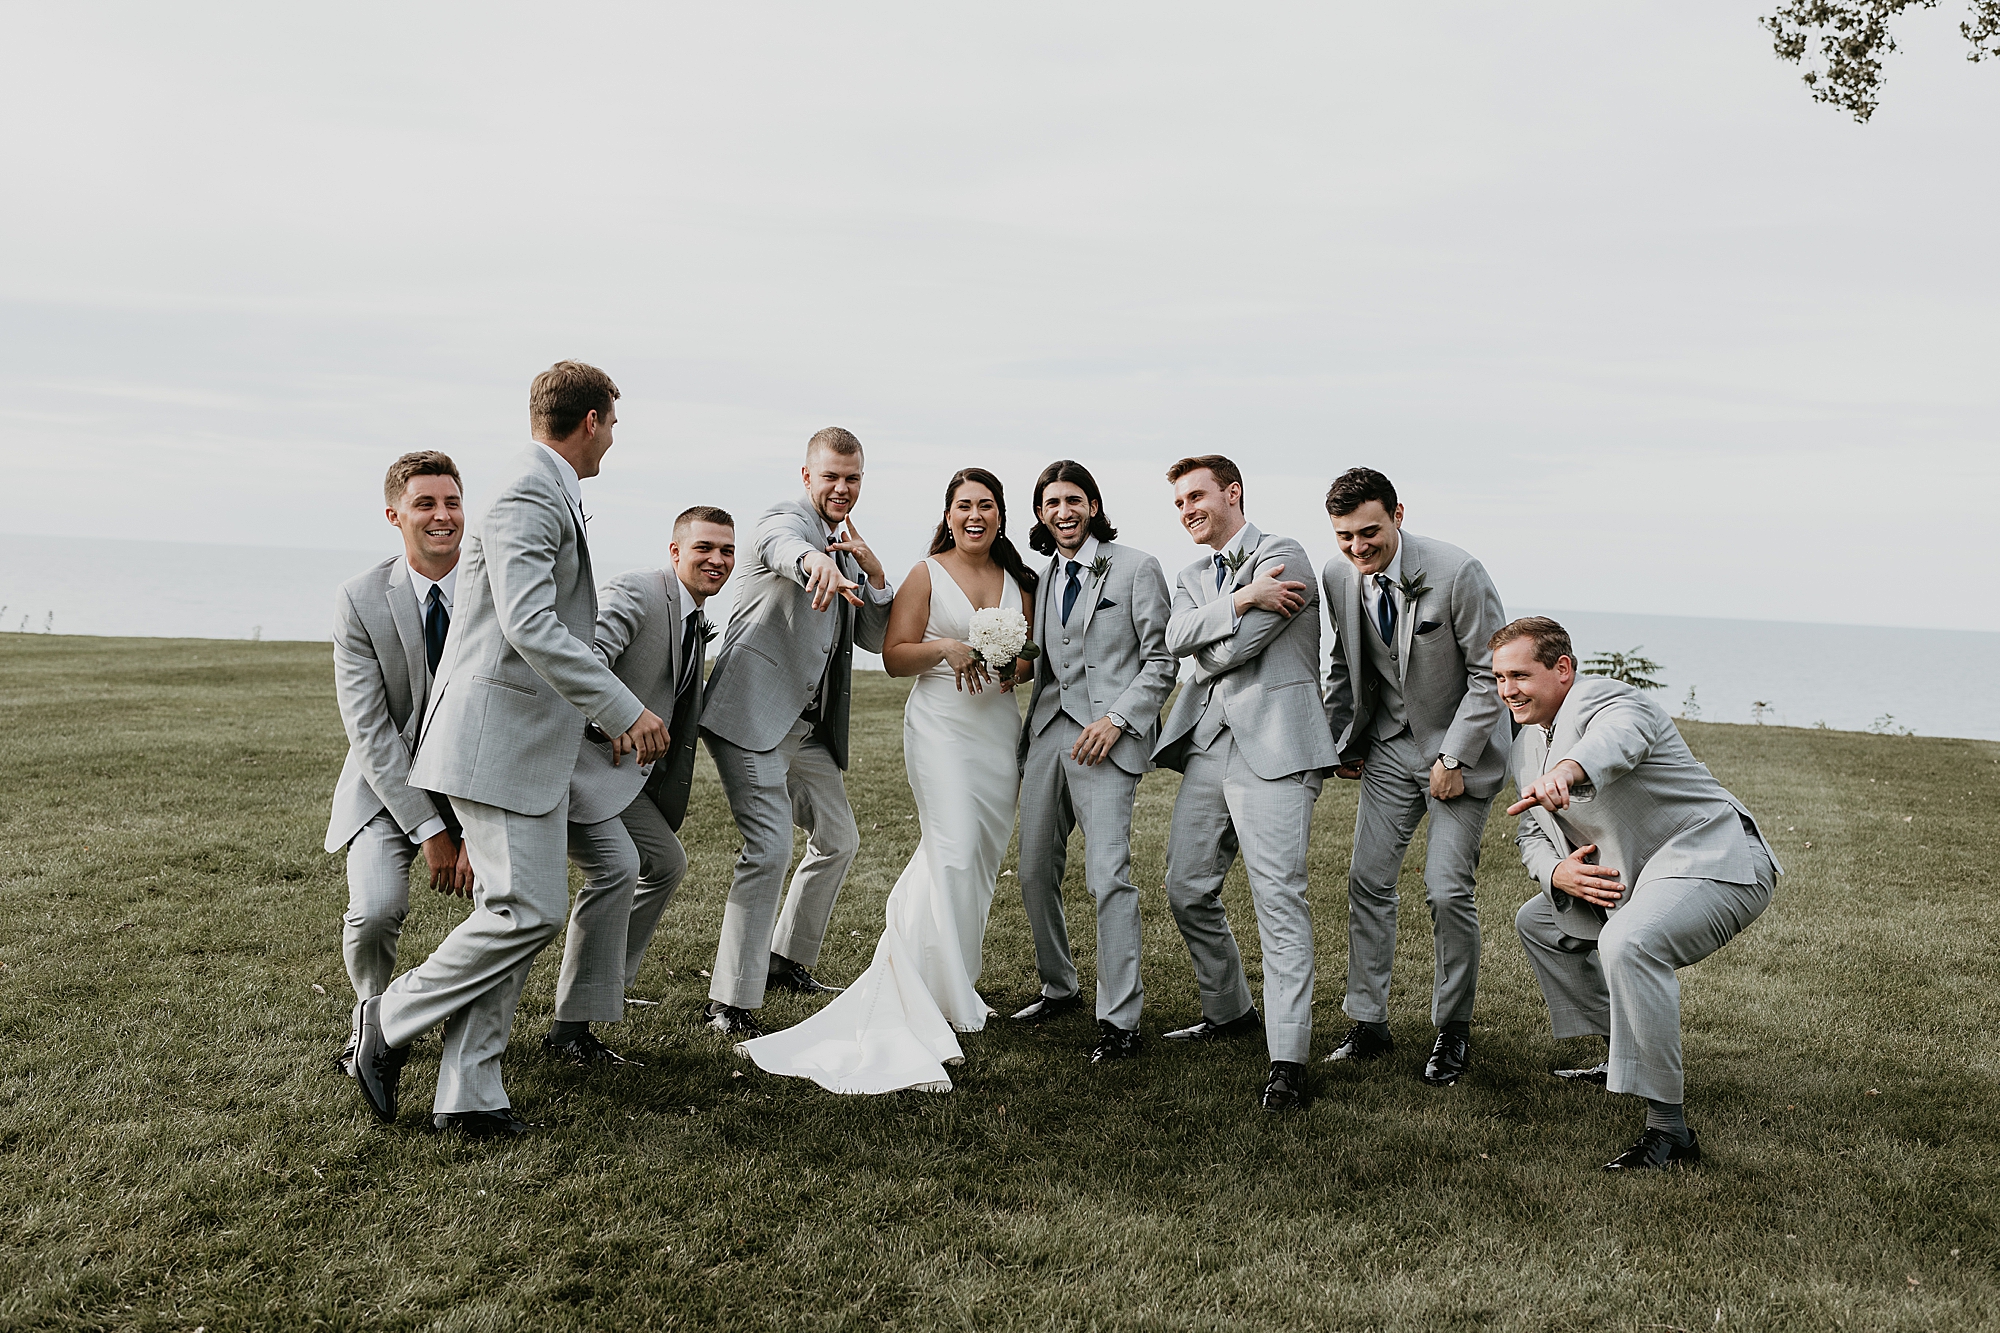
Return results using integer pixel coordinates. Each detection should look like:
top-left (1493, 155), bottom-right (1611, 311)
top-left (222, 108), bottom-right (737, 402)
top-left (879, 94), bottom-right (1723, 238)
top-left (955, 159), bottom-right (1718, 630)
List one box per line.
top-left (383, 570), bottom-right (429, 710)
top-left (1074, 546), bottom-right (1108, 640)
top-left (1341, 563), bottom-right (1365, 683)
top-left (661, 569), bottom-right (683, 690)
top-left (1394, 535), bottom-right (1417, 679)
top-left (1521, 726), bottom-right (1571, 855)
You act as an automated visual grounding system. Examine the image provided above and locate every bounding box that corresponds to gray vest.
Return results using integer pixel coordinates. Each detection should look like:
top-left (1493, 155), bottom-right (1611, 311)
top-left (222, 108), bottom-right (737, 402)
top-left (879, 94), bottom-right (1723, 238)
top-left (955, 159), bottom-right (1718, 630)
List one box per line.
top-left (1363, 610), bottom-right (1410, 742)
top-left (1050, 562), bottom-right (1093, 728)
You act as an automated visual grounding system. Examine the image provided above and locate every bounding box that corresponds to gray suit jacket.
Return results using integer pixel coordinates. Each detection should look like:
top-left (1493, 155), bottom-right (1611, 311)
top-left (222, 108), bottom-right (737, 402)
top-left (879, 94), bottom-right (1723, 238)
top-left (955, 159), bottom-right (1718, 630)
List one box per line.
top-left (1153, 524), bottom-right (1339, 781)
top-left (1322, 530), bottom-right (1511, 798)
top-left (699, 495), bottom-right (893, 770)
top-left (409, 446), bottom-right (644, 817)
top-left (1021, 541), bottom-right (1177, 776)
top-left (1514, 676), bottom-right (1783, 940)
top-left (324, 556), bottom-right (446, 851)
top-left (568, 568), bottom-right (709, 828)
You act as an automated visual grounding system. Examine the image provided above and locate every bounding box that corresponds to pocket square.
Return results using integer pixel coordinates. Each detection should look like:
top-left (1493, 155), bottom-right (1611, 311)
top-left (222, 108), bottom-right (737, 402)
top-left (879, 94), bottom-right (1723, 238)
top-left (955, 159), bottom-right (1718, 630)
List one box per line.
top-left (1095, 598), bottom-right (1116, 610)
top-left (1413, 620), bottom-right (1444, 636)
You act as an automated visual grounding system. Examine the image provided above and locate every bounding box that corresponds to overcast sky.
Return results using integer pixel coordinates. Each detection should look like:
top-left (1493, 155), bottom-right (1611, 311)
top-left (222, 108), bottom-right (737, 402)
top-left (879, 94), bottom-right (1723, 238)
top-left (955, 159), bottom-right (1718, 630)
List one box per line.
top-left (3, 3), bottom-right (1995, 632)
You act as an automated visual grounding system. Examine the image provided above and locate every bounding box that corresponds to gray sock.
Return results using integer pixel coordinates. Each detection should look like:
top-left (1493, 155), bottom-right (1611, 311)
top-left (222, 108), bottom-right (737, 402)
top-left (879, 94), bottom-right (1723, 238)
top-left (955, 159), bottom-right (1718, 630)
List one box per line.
top-left (1361, 1019), bottom-right (1391, 1040)
top-left (1645, 1098), bottom-right (1691, 1145)
top-left (549, 1020), bottom-right (590, 1043)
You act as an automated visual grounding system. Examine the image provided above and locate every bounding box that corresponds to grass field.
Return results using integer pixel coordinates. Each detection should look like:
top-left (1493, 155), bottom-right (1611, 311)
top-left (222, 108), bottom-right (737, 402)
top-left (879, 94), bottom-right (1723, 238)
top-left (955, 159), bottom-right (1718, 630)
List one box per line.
top-left (2, 633), bottom-right (1997, 1331)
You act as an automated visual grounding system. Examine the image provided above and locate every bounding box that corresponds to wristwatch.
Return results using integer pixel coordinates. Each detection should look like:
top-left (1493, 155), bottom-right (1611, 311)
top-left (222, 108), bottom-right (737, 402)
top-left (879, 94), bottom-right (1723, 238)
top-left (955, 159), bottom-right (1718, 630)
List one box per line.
top-left (1439, 754), bottom-right (1461, 770)
top-left (1103, 711), bottom-right (1130, 733)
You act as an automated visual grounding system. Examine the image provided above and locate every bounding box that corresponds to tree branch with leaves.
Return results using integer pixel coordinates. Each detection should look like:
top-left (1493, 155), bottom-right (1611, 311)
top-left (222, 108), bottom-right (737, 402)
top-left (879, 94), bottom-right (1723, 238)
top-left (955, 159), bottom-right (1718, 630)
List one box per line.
top-left (1763, 0), bottom-right (2000, 121)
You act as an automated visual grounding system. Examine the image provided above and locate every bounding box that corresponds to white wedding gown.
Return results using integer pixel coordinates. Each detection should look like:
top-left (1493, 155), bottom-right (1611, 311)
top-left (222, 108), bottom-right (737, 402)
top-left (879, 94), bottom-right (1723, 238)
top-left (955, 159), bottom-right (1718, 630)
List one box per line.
top-left (737, 558), bottom-right (1025, 1093)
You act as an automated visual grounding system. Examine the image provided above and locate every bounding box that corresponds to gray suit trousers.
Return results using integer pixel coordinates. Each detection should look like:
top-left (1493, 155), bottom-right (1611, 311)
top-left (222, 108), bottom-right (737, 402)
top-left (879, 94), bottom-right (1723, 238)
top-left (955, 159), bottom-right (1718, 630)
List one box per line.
top-left (706, 717), bottom-right (859, 1009)
top-left (1345, 729), bottom-right (1494, 1027)
top-left (378, 794), bottom-right (569, 1114)
top-left (342, 809), bottom-right (416, 1003)
top-left (1514, 835), bottom-right (1776, 1104)
top-left (1017, 716), bottom-right (1146, 1029)
top-left (555, 795), bottom-right (692, 1020)
top-left (1163, 730), bottom-right (1321, 1063)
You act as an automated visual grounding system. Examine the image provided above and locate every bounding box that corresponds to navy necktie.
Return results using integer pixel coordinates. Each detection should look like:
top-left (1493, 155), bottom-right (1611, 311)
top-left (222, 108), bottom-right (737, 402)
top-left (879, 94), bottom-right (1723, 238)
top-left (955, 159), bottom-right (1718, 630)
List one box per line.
top-left (1214, 553), bottom-right (1229, 592)
top-left (1372, 573), bottom-right (1396, 644)
top-left (424, 585), bottom-right (449, 675)
top-left (1061, 560), bottom-right (1083, 625)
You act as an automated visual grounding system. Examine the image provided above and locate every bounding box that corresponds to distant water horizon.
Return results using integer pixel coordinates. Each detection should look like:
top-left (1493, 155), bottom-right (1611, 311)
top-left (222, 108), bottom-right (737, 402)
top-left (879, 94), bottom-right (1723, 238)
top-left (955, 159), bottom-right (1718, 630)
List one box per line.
top-left (4, 532), bottom-right (1995, 741)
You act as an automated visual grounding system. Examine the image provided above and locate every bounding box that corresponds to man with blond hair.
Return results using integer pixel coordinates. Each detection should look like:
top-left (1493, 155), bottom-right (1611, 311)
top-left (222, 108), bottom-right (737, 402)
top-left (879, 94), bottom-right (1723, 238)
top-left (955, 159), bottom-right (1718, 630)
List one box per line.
top-left (1495, 616), bottom-right (1782, 1171)
top-left (351, 360), bottom-right (668, 1138)
top-left (697, 427), bottom-right (894, 1037)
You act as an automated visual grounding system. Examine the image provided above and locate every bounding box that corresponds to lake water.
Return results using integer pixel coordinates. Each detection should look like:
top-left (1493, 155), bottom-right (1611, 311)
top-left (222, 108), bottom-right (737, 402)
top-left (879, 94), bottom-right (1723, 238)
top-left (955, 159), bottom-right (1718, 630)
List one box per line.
top-left (3, 532), bottom-right (1994, 741)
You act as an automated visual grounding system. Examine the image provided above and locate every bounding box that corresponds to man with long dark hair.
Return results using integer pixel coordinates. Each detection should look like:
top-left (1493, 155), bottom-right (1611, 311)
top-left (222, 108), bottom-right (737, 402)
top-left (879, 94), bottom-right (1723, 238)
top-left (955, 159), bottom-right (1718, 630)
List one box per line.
top-left (1011, 462), bottom-right (1176, 1064)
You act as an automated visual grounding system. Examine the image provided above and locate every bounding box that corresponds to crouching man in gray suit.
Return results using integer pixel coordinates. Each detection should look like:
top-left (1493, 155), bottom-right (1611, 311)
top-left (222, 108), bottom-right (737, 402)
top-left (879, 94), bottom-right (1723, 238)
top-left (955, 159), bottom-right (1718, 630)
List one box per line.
top-left (545, 506), bottom-right (736, 1064)
top-left (324, 451), bottom-right (474, 1073)
top-left (1495, 617), bottom-right (1782, 1171)
top-left (697, 427), bottom-right (894, 1037)
top-left (351, 361), bottom-right (669, 1138)
top-left (1321, 467), bottom-right (1509, 1087)
top-left (1154, 455), bottom-right (1338, 1112)
top-left (1011, 461), bottom-right (1175, 1063)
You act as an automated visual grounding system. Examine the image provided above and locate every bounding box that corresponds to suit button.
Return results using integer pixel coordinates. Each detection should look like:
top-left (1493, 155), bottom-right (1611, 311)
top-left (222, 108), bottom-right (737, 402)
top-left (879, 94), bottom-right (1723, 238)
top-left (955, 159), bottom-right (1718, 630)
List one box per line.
top-left (1062, 637), bottom-right (1070, 645)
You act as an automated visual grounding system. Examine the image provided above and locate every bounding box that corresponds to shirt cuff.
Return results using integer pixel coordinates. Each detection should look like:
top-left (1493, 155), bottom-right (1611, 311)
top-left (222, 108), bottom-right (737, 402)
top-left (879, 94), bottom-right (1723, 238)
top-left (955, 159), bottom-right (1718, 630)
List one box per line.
top-left (409, 817), bottom-right (448, 846)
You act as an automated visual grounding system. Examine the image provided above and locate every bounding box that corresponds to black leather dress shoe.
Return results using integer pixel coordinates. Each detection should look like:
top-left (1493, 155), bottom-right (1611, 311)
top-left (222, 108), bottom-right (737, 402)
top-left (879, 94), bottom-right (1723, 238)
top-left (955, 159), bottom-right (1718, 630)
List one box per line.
top-left (1322, 1021), bottom-right (1394, 1063)
top-left (1089, 1021), bottom-right (1142, 1064)
top-left (433, 1109), bottom-right (535, 1139)
top-left (1603, 1126), bottom-right (1701, 1172)
top-left (543, 1030), bottom-right (642, 1067)
top-left (703, 1001), bottom-right (764, 1038)
top-left (332, 1039), bottom-right (357, 1078)
top-left (352, 995), bottom-right (409, 1123)
top-left (1010, 993), bottom-right (1085, 1023)
top-left (766, 957), bottom-right (843, 995)
top-left (1554, 1061), bottom-right (1610, 1085)
top-left (1260, 1061), bottom-right (1308, 1111)
top-left (1422, 1031), bottom-right (1471, 1086)
top-left (1162, 1007), bottom-right (1262, 1041)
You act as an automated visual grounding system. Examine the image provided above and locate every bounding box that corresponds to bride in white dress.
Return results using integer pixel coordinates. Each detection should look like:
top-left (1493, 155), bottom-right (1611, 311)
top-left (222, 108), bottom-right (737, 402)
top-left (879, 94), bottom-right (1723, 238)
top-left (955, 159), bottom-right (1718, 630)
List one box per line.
top-left (737, 468), bottom-right (1039, 1093)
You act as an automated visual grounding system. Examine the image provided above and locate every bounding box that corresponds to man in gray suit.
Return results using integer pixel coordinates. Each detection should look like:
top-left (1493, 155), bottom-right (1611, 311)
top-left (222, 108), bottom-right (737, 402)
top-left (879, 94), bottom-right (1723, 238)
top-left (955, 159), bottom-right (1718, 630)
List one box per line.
top-left (1495, 617), bottom-right (1782, 1171)
top-left (1320, 467), bottom-right (1509, 1087)
top-left (351, 361), bottom-right (669, 1138)
top-left (1153, 455), bottom-right (1338, 1111)
top-left (324, 451), bottom-right (474, 1072)
top-left (1011, 461), bottom-right (1176, 1063)
top-left (546, 507), bottom-right (735, 1064)
top-left (697, 427), bottom-right (894, 1036)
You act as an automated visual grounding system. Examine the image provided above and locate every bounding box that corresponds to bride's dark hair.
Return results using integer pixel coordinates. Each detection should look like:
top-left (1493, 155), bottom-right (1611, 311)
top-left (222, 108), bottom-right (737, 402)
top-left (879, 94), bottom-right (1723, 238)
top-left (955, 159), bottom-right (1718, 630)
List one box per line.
top-left (928, 468), bottom-right (1040, 598)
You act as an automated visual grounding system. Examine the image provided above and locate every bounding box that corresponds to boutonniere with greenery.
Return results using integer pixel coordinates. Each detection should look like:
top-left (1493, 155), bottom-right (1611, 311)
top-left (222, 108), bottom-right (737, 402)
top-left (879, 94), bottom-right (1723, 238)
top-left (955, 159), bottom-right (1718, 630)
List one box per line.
top-left (698, 619), bottom-right (718, 644)
top-left (1221, 547), bottom-right (1255, 581)
top-left (1397, 570), bottom-right (1432, 602)
top-left (1088, 554), bottom-right (1112, 583)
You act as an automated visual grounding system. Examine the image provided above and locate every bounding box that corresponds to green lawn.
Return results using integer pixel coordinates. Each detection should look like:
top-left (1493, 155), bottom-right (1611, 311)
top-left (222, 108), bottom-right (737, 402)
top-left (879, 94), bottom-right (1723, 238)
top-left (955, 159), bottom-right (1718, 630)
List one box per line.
top-left (2, 633), bottom-right (1996, 1331)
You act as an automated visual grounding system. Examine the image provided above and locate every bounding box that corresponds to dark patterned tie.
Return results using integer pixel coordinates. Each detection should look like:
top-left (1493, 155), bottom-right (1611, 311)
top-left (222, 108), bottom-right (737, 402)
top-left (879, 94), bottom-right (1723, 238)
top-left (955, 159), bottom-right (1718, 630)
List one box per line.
top-left (1214, 553), bottom-right (1229, 592)
top-left (1061, 560), bottom-right (1083, 625)
top-left (678, 612), bottom-right (704, 698)
top-left (1373, 573), bottom-right (1397, 645)
top-left (424, 585), bottom-right (449, 675)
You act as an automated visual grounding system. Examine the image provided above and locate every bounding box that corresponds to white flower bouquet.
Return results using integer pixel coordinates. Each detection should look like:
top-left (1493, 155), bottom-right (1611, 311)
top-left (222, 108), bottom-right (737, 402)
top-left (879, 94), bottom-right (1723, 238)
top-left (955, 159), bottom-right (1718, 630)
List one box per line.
top-left (966, 607), bottom-right (1040, 668)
